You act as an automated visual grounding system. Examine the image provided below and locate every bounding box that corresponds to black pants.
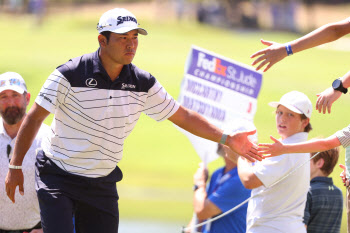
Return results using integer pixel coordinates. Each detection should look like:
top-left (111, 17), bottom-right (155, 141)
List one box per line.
top-left (35, 151), bottom-right (123, 233)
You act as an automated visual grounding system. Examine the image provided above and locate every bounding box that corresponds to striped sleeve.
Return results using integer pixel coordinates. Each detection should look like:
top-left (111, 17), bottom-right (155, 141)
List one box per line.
top-left (35, 69), bottom-right (71, 114)
top-left (334, 124), bottom-right (350, 148)
top-left (143, 80), bottom-right (180, 122)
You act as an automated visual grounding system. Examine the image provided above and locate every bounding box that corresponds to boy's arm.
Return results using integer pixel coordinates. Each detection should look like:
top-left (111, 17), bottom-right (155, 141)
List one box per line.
top-left (237, 157), bottom-right (263, 189)
top-left (251, 18), bottom-right (350, 72)
top-left (259, 135), bottom-right (341, 157)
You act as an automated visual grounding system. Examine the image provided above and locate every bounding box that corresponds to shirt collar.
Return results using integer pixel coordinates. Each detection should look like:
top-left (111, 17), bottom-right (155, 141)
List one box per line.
top-left (311, 176), bottom-right (333, 185)
top-left (282, 132), bottom-right (309, 144)
top-left (0, 118), bottom-right (11, 139)
top-left (92, 48), bottom-right (107, 75)
top-left (0, 118), bottom-right (6, 135)
top-left (92, 48), bottom-right (132, 83)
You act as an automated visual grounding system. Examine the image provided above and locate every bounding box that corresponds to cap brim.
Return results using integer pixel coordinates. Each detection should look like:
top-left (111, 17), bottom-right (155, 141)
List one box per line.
top-left (0, 86), bottom-right (25, 94)
top-left (102, 26), bottom-right (148, 35)
top-left (268, 101), bottom-right (303, 115)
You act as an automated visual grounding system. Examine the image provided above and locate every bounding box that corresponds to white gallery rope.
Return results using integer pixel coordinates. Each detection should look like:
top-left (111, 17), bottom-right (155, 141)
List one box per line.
top-left (182, 152), bottom-right (321, 233)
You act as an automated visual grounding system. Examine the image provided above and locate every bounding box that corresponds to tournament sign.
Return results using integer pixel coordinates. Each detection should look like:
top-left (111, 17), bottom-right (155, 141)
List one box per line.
top-left (177, 45), bottom-right (263, 164)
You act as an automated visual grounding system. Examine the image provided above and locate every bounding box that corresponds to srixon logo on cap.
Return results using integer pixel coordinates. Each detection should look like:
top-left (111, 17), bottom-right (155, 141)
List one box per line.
top-left (196, 52), bottom-right (227, 76)
top-left (117, 16), bottom-right (138, 26)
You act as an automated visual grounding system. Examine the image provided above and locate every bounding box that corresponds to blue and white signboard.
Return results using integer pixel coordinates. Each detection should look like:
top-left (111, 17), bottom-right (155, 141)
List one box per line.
top-left (177, 46), bottom-right (263, 163)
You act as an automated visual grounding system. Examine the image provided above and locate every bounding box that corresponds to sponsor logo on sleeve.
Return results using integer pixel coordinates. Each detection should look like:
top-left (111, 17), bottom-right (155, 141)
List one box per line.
top-left (39, 93), bottom-right (52, 103)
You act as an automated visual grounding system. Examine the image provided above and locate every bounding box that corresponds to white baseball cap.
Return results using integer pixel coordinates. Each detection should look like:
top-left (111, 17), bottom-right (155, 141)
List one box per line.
top-left (0, 72), bottom-right (27, 94)
top-left (269, 91), bottom-right (312, 118)
top-left (97, 8), bottom-right (148, 35)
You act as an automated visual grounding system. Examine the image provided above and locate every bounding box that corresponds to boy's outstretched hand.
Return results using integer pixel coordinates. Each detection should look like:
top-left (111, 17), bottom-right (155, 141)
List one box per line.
top-left (258, 136), bottom-right (285, 157)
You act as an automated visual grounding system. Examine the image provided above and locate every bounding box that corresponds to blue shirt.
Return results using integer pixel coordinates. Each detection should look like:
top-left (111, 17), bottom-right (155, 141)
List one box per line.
top-left (203, 167), bottom-right (251, 233)
top-left (303, 177), bottom-right (343, 233)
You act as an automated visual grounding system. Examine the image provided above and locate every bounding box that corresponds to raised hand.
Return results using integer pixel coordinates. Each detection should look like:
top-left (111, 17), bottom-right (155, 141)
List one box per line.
top-left (339, 164), bottom-right (349, 187)
top-left (258, 136), bottom-right (285, 157)
top-left (193, 162), bottom-right (208, 187)
top-left (250, 39), bottom-right (288, 72)
top-left (316, 87), bottom-right (342, 114)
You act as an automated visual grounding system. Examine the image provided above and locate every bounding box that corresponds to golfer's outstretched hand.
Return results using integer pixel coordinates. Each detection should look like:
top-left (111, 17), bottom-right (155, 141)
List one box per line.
top-left (250, 39), bottom-right (288, 72)
top-left (5, 169), bottom-right (24, 203)
top-left (258, 136), bottom-right (285, 157)
top-left (316, 87), bottom-right (342, 114)
top-left (227, 129), bottom-right (263, 162)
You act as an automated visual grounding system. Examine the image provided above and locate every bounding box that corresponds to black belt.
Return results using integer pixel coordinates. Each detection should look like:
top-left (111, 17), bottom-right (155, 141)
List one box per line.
top-left (0, 222), bottom-right (41, 233)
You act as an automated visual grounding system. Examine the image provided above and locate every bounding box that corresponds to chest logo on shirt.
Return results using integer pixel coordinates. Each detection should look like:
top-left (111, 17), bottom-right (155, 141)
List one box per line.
top-left (86, 78), bottom-right (97, 87)
top-left (121, 83), bottom-right (136, 90)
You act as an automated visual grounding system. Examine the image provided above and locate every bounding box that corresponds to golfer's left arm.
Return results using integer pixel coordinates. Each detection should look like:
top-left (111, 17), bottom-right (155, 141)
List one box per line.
top-left (237, 157), bottom-right (263, 189)
top-left (168, 106), bottom-right (262, 162)
top-left (168, 106), bottom-right (223, 143)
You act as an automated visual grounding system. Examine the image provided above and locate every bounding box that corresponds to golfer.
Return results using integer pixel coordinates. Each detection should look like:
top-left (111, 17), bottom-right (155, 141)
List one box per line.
top-left (5, 8), bottom-right (262, 233)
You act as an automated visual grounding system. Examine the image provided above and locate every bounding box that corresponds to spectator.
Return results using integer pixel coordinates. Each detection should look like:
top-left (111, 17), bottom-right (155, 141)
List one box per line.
top-left (186, 119), bottom-right (256, 233)
top-left (304, 148), bottom-right (343, 233)
top-left (0, 72), bottom-right (49, 233)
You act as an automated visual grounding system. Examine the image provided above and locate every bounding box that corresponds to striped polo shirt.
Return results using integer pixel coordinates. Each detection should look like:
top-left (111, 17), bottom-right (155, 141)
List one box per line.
top-left (35, 49), bottom-right (180, 178)
top-left (335, 124), bottom-right (350, 147)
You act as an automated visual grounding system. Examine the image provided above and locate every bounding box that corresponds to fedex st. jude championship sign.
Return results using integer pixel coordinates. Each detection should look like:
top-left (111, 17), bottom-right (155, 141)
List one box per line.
top-left (177, 46), bottom-right (263, 163)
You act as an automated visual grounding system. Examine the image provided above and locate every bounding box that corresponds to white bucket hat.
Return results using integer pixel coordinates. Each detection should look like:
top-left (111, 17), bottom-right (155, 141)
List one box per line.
top-left (0, 72), bottom-right (27, 94)
top-left (269, 91), bottom-right (312, 118)
top-left (97, 8), bottom-right (148, 35)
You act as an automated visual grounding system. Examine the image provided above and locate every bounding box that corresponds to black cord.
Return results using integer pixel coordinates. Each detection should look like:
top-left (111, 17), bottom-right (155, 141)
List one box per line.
top-left (7, 144), bottom-right (11, 162)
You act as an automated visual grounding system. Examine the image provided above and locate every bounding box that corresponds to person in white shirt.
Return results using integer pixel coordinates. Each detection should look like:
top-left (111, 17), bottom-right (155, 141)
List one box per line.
top-left (0, 72), bottom-right (49, 233)
top-left (236, 91), bottom-right (312, 233)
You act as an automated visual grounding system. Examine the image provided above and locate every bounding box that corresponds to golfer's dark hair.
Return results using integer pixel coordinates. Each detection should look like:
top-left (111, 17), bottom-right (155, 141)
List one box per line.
top-left (311, 147), bottom-right (339, 176)
top-left (301, 114), bottom-right (312, 132)
top-left (100, 31), bottom-right (111, 43)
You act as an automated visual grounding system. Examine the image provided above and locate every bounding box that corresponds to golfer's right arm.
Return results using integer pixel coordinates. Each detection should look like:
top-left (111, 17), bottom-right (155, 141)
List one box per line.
top-left (5, 103), bottom-right (50, 203)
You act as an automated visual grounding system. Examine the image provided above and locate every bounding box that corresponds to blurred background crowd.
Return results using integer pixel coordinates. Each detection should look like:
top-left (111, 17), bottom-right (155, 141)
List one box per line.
top-left (0, 0), bottom-right (349, 32)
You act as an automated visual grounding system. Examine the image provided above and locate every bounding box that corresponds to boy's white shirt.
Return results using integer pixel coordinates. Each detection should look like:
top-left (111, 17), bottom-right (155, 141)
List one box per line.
top-left (246, 132), bottom-right (310, 233)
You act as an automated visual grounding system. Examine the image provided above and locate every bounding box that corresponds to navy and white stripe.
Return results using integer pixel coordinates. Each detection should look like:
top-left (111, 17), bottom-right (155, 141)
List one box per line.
top-left (36, 49), bottom-right (179, 177)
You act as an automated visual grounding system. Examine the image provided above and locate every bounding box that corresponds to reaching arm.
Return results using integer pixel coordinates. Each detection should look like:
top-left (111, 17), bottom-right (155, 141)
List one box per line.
top-left (237, 157), bottom-right (263, 189)
top-left (258, 135), bottom-right (341, 157)
top-left (251, 18), bottom-right (350, 72)
top-left (5, 103), bottom-right (50, 203)
top-left (168, 106), bottom-right (262, 162)
top-left (316, 70), bottom-right (350, 114)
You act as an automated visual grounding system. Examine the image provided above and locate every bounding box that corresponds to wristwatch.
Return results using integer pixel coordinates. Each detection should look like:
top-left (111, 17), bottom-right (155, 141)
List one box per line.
top-left (332, 79), bottom-right (348, 94)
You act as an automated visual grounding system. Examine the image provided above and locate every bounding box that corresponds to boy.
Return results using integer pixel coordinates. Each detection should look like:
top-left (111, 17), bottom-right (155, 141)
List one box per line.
top-left (237, 90), bottom-right (312, 233)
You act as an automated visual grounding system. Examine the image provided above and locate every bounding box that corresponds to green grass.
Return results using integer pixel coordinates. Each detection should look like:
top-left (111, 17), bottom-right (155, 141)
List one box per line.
top-left (1, 10), bottom-right (350, 232)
